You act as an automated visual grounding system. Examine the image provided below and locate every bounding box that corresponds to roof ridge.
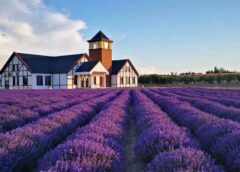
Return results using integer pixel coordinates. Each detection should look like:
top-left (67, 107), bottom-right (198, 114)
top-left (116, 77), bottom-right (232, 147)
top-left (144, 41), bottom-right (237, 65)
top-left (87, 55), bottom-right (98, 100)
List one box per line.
top-left (16, 52), bottom-right (86, 58)
top-left (54, 53), bottom-right (86, 58)
top-left (16, 52), bottom-right (53, 58)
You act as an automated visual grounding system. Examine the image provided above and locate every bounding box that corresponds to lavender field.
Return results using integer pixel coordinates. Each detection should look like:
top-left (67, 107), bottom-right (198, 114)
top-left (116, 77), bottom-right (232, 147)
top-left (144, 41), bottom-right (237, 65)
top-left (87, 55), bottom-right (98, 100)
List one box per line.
top-left (0, 88), bottom-right (240, 172)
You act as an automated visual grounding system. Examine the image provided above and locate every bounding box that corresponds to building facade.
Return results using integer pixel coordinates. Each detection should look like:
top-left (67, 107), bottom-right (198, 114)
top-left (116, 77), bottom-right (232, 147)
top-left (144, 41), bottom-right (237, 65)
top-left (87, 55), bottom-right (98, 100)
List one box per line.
top-left (0, 31), bottom-right (139, 89)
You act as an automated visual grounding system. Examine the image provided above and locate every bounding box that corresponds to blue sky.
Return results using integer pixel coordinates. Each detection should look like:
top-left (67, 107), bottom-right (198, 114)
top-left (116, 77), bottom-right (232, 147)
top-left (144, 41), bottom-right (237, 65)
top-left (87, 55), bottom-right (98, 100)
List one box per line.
top-left (0, 0), bottom-right (240, 74)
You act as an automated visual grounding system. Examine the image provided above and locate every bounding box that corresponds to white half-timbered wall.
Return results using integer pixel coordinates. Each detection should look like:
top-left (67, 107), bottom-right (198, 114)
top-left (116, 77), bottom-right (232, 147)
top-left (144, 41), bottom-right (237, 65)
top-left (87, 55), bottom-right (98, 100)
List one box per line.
top-left (89, 62), bottom-right (108, 88)
top-left (67, 56), bottom-right (89, 89)
top-left (0, 55), bottom-right (138, 89)
top-left (0, 56), bottom-right (32, 89)
top-left (31, 73), bottom-right (52, 89)
top-left (111, 61), bottom-right (138, 88)
top-left (0, 56), bottom-right (89, 90)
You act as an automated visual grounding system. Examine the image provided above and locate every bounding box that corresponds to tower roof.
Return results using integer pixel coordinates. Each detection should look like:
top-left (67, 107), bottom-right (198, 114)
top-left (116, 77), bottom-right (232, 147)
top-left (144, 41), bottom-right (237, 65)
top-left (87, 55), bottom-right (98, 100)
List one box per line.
top-left (88, 31), bottom-right (113, 43)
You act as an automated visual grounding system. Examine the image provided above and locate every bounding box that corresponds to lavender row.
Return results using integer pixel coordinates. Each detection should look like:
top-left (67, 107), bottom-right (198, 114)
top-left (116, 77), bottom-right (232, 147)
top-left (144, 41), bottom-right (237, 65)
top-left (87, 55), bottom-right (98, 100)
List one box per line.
top-left (155, 89), bottom-right (240, 123)
top-left (37, 91), bottom-right (130, 172)
top-left (168, 88), bottom-right (240, 109)
top-left (0, 90), bottom-right (120, 171)
top-left (0, 89), bottom-right (83, 106)
top-left (133, 90), bottom-right (222, 171)
top-left (0, 89), bottom-right (95, 111)
top-left (144, 89), bottom-right (240, 171)
top-left (0, 89), bottom-right (97, 112)
top-left (185, 88), bottom-right (240, 100)
top-left (0, 90), bottom-right (107, 132)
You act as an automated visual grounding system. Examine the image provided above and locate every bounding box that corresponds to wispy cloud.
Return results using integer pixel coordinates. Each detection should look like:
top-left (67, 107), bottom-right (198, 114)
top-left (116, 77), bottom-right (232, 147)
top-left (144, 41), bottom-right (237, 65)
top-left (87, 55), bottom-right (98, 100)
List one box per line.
top-left (137, 66), bottom-right (161, 75)
top-left (0, 0), bottom-right (87, 68)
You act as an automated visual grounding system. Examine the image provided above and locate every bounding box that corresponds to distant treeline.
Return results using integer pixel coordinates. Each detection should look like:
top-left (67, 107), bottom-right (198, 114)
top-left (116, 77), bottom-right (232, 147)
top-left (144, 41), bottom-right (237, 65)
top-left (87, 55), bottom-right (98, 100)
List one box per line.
top-left (139, 73), bottom-right (240, 85)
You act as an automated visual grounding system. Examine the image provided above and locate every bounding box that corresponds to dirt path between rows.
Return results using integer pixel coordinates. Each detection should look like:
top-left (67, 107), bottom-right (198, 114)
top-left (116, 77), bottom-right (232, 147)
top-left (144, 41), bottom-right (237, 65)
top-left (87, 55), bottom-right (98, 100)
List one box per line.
top-left (123, 104), bottom-right (144, 172)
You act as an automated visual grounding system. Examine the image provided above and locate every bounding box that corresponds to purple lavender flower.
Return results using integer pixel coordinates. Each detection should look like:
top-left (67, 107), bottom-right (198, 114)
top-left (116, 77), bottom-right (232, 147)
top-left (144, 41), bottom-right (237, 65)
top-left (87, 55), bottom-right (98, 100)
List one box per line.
top-left (146, 147), bottom-right (224, 172)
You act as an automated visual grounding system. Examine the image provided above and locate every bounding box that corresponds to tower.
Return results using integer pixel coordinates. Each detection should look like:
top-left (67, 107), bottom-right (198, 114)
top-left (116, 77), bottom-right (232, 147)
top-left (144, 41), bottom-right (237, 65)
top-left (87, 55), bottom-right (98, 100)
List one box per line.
top-left (88, 31), bottom-right (113, 71)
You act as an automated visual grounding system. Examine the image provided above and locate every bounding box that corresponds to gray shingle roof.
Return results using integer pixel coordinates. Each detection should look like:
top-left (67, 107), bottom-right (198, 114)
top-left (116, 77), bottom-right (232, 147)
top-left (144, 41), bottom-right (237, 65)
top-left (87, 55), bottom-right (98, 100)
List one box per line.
top-left (0, 52), bottom-right (87, 74)
top-left (111, 59), bottom-right (128, 75)
top-left (76, 61), bottom-right (99, 72)
top-left (111, 59), bottom-right (139, 76)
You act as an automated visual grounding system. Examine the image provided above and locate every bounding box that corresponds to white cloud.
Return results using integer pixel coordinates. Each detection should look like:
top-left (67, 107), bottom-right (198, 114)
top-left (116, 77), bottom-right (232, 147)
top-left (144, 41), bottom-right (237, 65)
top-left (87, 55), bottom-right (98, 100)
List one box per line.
top-left (0, 0), bottom-right (87, 68)
top-left (137, 66), bottom-right (161, 75)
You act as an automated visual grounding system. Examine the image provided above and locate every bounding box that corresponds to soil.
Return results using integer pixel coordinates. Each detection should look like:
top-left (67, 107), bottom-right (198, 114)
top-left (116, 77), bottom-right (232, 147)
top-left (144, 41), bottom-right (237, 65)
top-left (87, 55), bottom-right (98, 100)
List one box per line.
top-left (123, 105), bottom-right (145, 172)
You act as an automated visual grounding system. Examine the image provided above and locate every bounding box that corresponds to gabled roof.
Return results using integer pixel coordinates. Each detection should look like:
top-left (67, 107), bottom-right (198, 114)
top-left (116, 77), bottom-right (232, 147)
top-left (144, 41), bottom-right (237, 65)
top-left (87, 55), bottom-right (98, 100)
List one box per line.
top-left (87, 31), bottom-right (113, 43)
top-left (111, 59), bottom-right (139, 76)
top-left (76, 61), bottom-right (99, 72)
top-left (0, 52), bottom-right (88, 74)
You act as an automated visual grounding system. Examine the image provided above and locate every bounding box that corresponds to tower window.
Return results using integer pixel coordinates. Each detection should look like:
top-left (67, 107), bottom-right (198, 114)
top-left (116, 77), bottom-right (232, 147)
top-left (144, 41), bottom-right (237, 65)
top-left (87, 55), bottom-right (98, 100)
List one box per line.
top-left (104, 42), bottom-right (109, 49)
top-left (93, 43), bottom-right (97, 49)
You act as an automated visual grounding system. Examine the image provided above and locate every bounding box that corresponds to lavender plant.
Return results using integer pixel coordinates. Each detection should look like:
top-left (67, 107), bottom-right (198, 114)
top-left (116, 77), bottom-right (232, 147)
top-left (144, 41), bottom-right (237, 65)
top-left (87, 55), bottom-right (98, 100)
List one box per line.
top-left (144, 89), bottom-right (240, 171)
top-left (0, 90), bottom-right (120, 171)
top-left (133, 90), bottom-right (222, 171)
top-left (37, 91), bottom-right (130, 172)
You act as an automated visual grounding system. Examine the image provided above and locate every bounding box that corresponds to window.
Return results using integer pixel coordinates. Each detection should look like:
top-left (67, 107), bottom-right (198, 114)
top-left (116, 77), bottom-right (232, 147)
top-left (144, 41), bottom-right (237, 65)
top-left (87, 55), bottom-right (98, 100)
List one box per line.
top-left (81, 78), bottom-right (84, 88)
top-left (93, 43), bottom-right (97, 49)
top-left (12, 64), bottom-right (19, 71)
top-left (104, 42), bottom-right (109, 49)
top-left (5, 80), bottom-right (9, 89)
top-left (45, 76), bottom-right (52, 86)
top-left (126, 77), bottom-right (130, 84)
top-left (37, 75), bottom-right (43, 86)
top-left (120, 77), bottom-right (124, 84)
top-left (12, 76), bottom-right (19, 86)
top-left (13, 76), bottom-right (16, 86)
top-left (133, 77), bottom-right (136, 84)
top-left (125, 66), bottom-right (130, 72)
top-left (16, 77), bottom-right (19, 86)
top-left (100, 77), bottom-right (104, 87)
top-left (23, 76), bottom-right (28, 86)
top-left (86, 78), bottom-right (89, 87)
top-left (74, 76), bottom-right (78, 85)
top-left (94, 76), bottom-right (97, 85)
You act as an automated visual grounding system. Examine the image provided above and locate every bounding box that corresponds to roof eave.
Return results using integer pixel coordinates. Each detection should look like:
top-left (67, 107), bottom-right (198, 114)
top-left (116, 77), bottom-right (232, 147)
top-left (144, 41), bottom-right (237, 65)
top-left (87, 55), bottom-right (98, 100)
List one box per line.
top-left (87, 39), bottom-right (113, 43)
top-left (66, 54), bottom-right (89, 73)
top-left (74, 72), bottom-right (91, 75)
top-left (113, 59), bottom-right (139, 76)
top-left (0, 52), bottom-right (33, 74)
